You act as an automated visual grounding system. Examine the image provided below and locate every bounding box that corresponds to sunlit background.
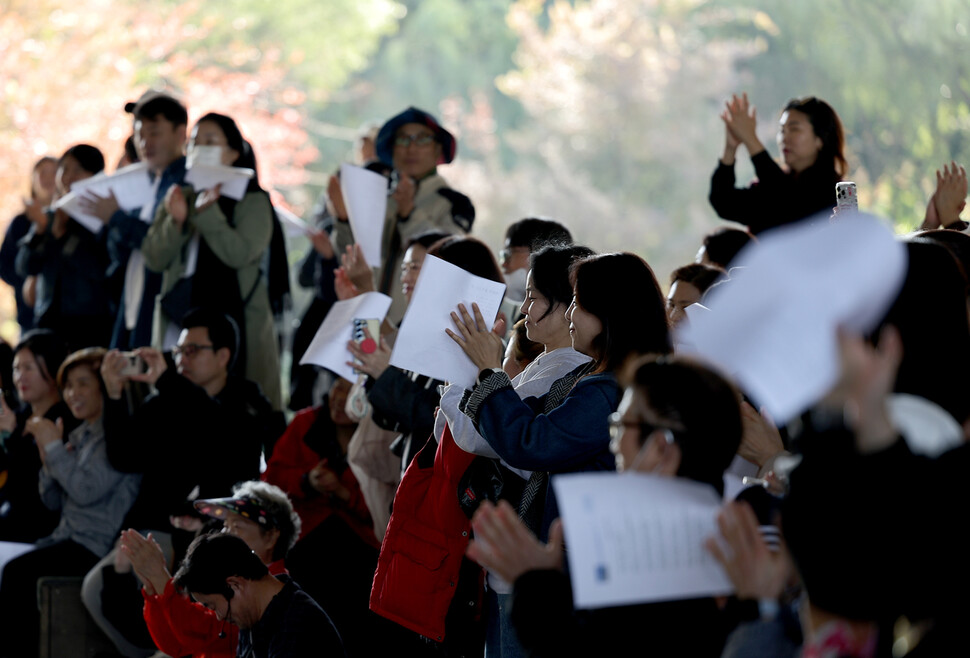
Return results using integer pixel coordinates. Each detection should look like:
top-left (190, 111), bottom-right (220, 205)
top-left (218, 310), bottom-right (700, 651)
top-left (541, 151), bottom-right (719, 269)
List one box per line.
top-left (3, 0), bottom-right (968, 344)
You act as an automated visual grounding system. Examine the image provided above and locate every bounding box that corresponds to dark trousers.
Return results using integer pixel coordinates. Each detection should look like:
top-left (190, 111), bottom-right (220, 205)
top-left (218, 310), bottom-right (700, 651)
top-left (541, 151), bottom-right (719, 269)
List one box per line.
top-left (0, 539), bottom-right (99, 658)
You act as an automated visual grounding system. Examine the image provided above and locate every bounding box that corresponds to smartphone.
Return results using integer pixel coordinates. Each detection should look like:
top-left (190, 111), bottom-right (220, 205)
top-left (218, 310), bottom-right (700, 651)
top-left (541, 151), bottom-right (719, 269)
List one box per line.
top-left (835, 181), bottom-right (858, 214)
top-left (119, 352), bottom-right (145, 377)
top-left (352, 318), bottom-right (381, 373)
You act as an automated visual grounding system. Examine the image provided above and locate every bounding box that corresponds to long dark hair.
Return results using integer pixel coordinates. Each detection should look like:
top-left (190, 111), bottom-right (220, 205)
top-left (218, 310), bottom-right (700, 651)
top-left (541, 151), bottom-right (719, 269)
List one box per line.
top-left (571, 252), bottom-right (671, 373)
top-left (783, 97), bottom-right (847, 178)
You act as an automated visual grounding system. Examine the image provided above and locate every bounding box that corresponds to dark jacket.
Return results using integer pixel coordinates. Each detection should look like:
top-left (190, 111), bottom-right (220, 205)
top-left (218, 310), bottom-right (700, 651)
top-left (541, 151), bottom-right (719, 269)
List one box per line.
top-left (104, 368), bottom-right (283, 532)
top-left (709, 151), bottom-right (841, 234)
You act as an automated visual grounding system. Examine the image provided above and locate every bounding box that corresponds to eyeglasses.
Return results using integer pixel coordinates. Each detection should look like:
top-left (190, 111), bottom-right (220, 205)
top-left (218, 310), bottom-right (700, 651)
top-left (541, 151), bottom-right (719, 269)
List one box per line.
top-left (172, 343), bottom-right (215, 359)
top-left (499, 247), bottom-right (530, 263)
top-left (607, 412), bottom-right (677, 453)
top-left (394, 133), bottom-right (436, 148)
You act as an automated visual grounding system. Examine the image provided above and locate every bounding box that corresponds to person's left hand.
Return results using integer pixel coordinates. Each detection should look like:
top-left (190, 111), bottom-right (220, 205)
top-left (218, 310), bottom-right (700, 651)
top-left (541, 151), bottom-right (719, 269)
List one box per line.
top-left (346, 328), bottom-right (392, 380)
top-left (194, 184), bottom-right (222, 213)
top-left (78, 190), bottom-right (120, 222)
top-left (466, 500), bottom-right (565, 584)
top-left (27, 416), bottom-right (63, 458)
top-left (391, 174), bottom-right (416, 218)
top-left (308, 459), bottom-right (351, 501)
top-left (446, 303), bottom-right (506, 371)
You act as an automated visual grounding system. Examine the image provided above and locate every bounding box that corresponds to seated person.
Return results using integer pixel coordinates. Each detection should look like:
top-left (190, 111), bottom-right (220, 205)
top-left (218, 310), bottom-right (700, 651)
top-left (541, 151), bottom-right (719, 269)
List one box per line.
top-left (0, 347), bottom-right (140, 658)
top-left (82, 308), bottom-right (283, 658)
top-left (465, 355), bottom-right (744, 657)
top-left (172, 532), bottom-right (346, 657)
top-left (121, 480), bottom-right (300, 658)
top-left (666, 263), bottom-right (722, 328)
top-left (0, 329), bottom-right (77, 543)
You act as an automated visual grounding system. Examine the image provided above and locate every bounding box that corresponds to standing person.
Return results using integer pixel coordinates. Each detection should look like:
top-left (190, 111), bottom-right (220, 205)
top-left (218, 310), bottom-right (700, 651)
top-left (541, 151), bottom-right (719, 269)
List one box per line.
top-left (332, 106), bottom-right (475, 325)
top-left (0, 347), bottom-right (140, 658)
top-left (172, 533), bottom-right (346, 658)
top-left (449, 252), bottom-right (672, 540)
top-left (144, 112), bottom-right (282, 410)
top-left (709, 94), bottom-right (847, 233)
top-left (438, 243), bottom-right (593, 658)
top-left (1, 156), bottom-right (57, 331)
top-left (92, 91), bottom-right (188, 350)
top-left (0, 330), bottom-right (76, 543)
top-left (16, 145), bottom-right (115, 351)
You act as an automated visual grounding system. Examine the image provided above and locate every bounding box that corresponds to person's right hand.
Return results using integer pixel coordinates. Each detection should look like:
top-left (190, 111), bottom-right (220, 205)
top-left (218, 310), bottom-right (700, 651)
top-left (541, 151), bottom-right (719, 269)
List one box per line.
top-left (309, 228), bottom-right (335, 259)
top-left (119, 529), bottom-right (171, 596)
top-left (705, 501), bottom-right (794, 601)
top-left (100, 349), bottom-right (131, 400)
top-left (466, 500), bottom-right (565, 584)
top-left (341, 244), bottom-right (375, 293)
top-left (333, 267), bottom-right (360, 300)
top-left (327, 173), bottom-right (348, 221)
top-left (164, 184), bottom-right (188, 226)
top-left (934, 161), bottom-right (967, 227)
top-left (722, 93), bottom-right (762, 154)
top-left (737, 401), bottom-right (784, 468)
top-left (720, 97), bottom-right (743, 160)
top-left (391, 174), bottom-right (417, 218)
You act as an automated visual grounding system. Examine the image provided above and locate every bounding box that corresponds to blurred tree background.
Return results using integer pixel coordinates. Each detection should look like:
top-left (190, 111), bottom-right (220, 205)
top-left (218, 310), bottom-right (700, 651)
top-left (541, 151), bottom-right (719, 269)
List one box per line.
top-left (2, 0), bottom-right (969, 341)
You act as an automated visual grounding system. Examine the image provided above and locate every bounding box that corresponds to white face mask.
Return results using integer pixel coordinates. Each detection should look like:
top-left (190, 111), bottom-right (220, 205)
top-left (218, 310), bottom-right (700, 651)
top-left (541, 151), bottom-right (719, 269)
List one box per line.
top-left (187, 144), bottom-right (223, 168)
top-left (505, 268), bottom-right (528, 304)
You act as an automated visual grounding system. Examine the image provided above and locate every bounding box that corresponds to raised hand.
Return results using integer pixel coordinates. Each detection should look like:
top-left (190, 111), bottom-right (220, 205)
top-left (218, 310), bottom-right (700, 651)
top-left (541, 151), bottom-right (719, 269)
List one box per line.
top-left (934, 161), bottom-right (967, 227)
top-left (78, 190), bottom-right (120, 222)
top-left (164, 184), bottom-right (188, 226)
top-left (705, 501), bottom-right (794, 600)
top-left (119, 529), bottom-right (171, 596)
top-left (341, 244), bottom-right (375, 293)
top-left (466, 500), bottom-right (565, 584)
top-left (446, 303), bottom-right (506, 371)
top-left (721, 93), bottom-right (762, 154)
top-left (391, 174), bottom-right (416, 218)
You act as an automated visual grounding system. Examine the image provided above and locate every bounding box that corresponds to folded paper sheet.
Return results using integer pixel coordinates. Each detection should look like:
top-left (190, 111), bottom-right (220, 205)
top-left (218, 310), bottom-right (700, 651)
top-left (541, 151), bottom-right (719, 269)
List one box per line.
top-left (299, 292), bottom-right (392, 382)
top-left (552, 472), bottom-right (733, 609)
top-left (55, 162), bottom-right (155, 233)
top-left (389, 255), bottom-right (506, 388)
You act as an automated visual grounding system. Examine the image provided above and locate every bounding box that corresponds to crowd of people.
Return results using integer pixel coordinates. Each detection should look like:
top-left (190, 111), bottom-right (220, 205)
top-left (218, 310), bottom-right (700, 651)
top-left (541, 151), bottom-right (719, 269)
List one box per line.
top-left (0, 87), bottom-right (966, 658)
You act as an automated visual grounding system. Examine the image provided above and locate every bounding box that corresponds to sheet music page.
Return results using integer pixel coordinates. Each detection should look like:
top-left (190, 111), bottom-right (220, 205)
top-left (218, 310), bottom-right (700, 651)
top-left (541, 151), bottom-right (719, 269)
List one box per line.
top-left (299, 292), bottom-right (392, 382)
top-left (339, 163), bottom-right (387, 269)
top-left (552, 472), bottom-right (734, 609)
top-left (389, 255), bottom-right (506, 388)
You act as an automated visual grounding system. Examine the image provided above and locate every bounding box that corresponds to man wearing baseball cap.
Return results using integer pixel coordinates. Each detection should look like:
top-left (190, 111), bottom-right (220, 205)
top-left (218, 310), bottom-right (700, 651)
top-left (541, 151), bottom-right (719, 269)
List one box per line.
top-left (332, 107), bottom-right (475, 324)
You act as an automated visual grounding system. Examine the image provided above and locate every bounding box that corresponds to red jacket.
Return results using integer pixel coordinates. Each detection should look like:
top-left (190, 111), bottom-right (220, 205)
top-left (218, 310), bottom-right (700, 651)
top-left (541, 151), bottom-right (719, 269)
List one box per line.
top-left (141, 560), bottom-right (286, 658)
top-left (369, 422), bottom-right (480, 642)
top-left (262, 406), bottom-right (378, 548)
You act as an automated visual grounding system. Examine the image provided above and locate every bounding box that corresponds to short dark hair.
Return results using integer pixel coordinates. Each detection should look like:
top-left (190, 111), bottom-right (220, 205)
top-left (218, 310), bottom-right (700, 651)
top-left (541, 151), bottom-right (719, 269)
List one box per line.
top-left (180, 308), bottom-right (240, 370)
top-left (505, 218), bottom-right (572, 251)
top-left (173, 533), bottom-right (268, 598)
top-left (571, 252), bottom-right (671, 373)
top-left (14, 329), bottom-right (69, 384)
top-left (629, 355), bottom-right (742, 495)
top-left (59, 145), bottom-right (105, 177)
top-left (702, 228), bottom-right (754, 269)
top-left (529, 244), bottom-right (595, 322)
top-left (135, 96), bottom-right (189, 128)
top-left (428, 236), bottom-right (504, 284)
top-left (670, 264), bottom-right (722, 295)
